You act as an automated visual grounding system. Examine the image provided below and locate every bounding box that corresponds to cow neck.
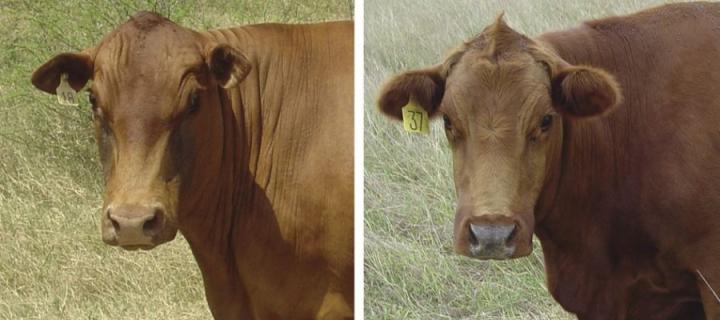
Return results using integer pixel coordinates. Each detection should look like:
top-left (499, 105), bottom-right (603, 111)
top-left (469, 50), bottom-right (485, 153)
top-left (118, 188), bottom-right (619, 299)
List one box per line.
top-left (174, 80), bottom-right (253, 318)
top-left (198, 25), bottom-right (322, 310)
top-left (204, 25), bottom-right (301, 241)
top-left (534, 108), bottom-right (564, 226)
top-left (182, 85), bottom-right (244, 255)
top-left (531, 25), bottom-right (664, 314)
top-left (204, 24), bottom-right (309, 195)
top-left (533, 24), bottom-right (653, 253)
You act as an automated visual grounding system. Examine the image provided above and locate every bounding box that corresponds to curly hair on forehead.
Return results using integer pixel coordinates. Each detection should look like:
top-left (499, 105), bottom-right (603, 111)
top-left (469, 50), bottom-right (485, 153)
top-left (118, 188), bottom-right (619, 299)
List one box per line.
top-left (129, 11), bottom-right (169, 31)
top-left (441, 14), bottom-right (532, 77)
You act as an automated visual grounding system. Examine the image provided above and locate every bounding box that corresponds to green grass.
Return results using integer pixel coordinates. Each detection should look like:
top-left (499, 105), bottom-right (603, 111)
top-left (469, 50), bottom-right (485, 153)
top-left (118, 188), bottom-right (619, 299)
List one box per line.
top-left (0, 1), bottom-right (350, 319)
top-left (363, 0), bottom-right (684, 319)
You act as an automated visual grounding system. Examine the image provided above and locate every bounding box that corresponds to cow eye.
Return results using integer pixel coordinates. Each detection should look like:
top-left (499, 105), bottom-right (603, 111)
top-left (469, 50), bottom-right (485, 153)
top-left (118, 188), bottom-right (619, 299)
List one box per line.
top-left (540, 114), bottom-right (553, 132)
top-left (443, 114), bottom-right (452, 130)
top-left (186, 92), bottom-right (199, 114)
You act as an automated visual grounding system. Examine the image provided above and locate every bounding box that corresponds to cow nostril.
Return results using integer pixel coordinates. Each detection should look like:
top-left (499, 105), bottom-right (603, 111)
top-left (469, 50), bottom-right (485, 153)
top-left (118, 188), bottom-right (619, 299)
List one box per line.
top-left (468, 224), bottom-right (479, 245)
top-left (142, 209), bottom-right (164, 235)
top-left (468, 223), bottom-right (516, 247)
top-left (505, 224), bottom-right (519, 245)
top-left (107, 208), bottom-right (120, 231)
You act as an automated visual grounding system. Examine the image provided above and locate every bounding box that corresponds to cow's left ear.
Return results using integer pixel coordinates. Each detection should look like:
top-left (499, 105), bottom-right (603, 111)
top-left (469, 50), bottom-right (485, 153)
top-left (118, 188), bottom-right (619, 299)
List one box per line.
top-left (31, 52), bottom-right (93, 95)
top-left (205, 44), bottom-right (251, 89)
top-left (550, 65), bottom-right (622, 118)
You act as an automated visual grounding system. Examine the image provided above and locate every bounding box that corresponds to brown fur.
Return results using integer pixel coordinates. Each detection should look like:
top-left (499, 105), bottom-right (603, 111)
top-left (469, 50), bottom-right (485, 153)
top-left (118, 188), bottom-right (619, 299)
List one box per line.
top-left (31, 11), bottom-right (353, 319)
top-left (378, 2), bottom-right (720, 319)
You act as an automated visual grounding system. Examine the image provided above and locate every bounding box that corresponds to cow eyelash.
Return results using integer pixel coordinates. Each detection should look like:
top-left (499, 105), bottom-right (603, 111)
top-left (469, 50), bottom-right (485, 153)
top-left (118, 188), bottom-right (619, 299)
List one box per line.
top-left (540, 114), bottom-right (553, 132)
top-left (443, 114), bottom-right (452, 130)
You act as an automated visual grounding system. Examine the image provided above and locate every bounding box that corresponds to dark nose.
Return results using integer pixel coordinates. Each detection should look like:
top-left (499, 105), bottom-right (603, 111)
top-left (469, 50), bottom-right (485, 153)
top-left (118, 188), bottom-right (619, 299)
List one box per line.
top-left (468, 223), bottom-right (517, 246)
top-left (106, 204), bottom-right (165, 246)
top-left (466, 222), bottom-right (518, 259)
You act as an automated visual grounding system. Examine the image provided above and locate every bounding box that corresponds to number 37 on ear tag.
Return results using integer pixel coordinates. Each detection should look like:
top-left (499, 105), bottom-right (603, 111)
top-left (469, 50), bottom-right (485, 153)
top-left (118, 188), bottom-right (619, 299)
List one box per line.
top-left (402, 100), bottom-right (429, 134)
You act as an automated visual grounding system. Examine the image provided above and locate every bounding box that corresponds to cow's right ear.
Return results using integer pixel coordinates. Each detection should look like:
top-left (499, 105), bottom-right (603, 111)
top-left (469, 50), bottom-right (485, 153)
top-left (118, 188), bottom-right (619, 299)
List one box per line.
top-left (550, 65), bottom-right (621, 118)
top-left (205, 44), bottom-right (252, 89)
top-left (377, 65), bottom-right (446, 121)
top-left (31, 52), bottom-right (93, 95)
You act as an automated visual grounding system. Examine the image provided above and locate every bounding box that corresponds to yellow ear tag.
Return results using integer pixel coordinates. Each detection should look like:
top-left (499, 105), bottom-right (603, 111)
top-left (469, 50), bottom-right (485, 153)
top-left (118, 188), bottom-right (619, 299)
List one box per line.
top-left (56, 73), bottom-right (79, 106)
top-left (401, 99), bottom-right (429, 134)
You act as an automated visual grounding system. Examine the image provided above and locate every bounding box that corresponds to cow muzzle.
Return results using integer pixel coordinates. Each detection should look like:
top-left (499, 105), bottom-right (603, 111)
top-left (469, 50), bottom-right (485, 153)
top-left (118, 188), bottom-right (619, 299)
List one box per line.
top-left (454, 214), bottom-right (531, 260)
top-left (102, 203), bottom-right (172, 249)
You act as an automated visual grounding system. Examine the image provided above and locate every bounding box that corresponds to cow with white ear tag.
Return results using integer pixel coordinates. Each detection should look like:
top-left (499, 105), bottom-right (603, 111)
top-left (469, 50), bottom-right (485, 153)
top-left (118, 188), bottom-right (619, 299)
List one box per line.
top-left (32, 11), bottom-right (354, 320)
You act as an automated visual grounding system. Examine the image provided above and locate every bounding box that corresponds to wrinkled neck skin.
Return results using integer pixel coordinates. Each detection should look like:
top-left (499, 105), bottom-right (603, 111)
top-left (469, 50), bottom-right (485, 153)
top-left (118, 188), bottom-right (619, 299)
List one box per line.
top-left (175, 23), bottom-right (352, 319)
top-left (177, 28), bottom-right (286, 319)
top-left (174, 72), bottom-right (250, 317)
top-left (532, 27), bottom-right (701, 318)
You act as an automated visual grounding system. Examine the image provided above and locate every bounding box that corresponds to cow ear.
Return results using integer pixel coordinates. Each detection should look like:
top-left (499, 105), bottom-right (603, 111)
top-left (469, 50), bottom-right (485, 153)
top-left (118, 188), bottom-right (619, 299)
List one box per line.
top-left (550, 65), bottom-right (621, 118)
top-left (206, 44), bottom-right (251, 89)
top-left (377, 65), bottom-right (446, 121)
top-left (31, 52), bottom-right (93, 95)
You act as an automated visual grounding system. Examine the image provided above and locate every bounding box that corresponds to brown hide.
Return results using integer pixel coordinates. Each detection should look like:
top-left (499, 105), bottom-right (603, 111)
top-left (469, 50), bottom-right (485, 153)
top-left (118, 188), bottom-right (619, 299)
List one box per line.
top-left (31, 12), bottom-right (353, 320)
top-left (538, 3), bottom-right (720, 318)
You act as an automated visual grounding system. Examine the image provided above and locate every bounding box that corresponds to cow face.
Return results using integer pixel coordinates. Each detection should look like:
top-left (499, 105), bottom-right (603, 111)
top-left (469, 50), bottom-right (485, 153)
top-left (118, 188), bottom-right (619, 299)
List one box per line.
top-left (378, 17), bottom-right (621, 259)
top-left (31, 12), bottom-right (251, 250)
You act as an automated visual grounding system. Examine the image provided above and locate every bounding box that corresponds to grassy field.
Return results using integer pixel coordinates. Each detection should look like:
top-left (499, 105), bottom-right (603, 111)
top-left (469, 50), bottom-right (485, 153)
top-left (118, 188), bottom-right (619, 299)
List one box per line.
top-left (363, 0), bottom-right (685, 319)
top-left (0, 1), bottom-right (350, 319)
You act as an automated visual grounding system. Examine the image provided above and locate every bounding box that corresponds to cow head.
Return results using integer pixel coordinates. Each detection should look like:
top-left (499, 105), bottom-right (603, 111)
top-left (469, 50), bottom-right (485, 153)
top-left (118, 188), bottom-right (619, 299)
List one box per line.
top-left (31, 12), bottom-right (251, 250)
top-left (378, 17), bottom-right (621, 259)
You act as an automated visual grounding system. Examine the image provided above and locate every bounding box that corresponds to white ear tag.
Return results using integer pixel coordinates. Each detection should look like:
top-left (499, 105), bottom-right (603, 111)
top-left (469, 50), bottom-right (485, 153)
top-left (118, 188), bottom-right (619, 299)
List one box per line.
top-left (56, 73), bottom-right (79, 106)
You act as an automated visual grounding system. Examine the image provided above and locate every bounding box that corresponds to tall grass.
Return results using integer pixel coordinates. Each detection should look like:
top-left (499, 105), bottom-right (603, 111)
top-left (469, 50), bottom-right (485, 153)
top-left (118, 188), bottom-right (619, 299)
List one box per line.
top-left (364, 0), bottom-right (683, 319)
top-left (0, 1), bottom-right (350, 319)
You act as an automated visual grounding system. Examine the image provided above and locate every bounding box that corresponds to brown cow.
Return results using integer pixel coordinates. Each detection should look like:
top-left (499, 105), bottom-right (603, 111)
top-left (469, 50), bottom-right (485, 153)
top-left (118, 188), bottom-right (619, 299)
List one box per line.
top-left (31, 12), bottom-right (353, 319)
top-left (378, 3), bottom-right (720, 319)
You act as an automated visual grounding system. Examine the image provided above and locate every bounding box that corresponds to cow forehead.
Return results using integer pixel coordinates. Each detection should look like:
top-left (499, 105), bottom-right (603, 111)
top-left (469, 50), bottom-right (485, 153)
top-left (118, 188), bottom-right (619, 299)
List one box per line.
top-left (444, 52), bottom-right (547, 115)
top-left (450, 48), bottom-right (540, 82)
top-left (89, 17), bottom-right (207, 119)
top-left (93, 14), bottom-right (205, 86)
